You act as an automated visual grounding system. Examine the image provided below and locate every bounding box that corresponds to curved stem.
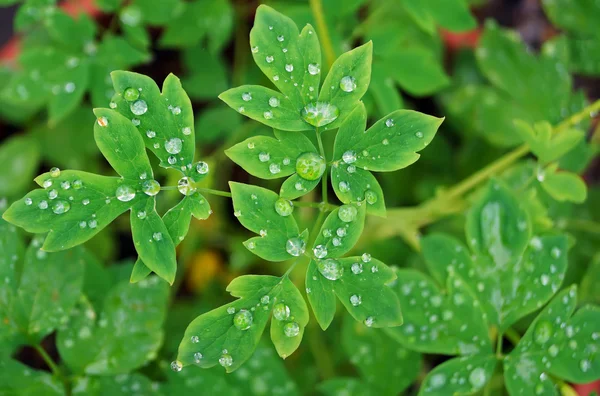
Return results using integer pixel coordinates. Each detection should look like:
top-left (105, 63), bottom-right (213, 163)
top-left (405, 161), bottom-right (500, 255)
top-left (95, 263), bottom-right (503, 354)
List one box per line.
top-left (33, 344), bottom-right (65, 381)
top-left (196, 187), bottom-right (232, 198)
top-left (309, 0), bottom-right (336, 69)
top-left (504, 327), bottom-right (522, 346)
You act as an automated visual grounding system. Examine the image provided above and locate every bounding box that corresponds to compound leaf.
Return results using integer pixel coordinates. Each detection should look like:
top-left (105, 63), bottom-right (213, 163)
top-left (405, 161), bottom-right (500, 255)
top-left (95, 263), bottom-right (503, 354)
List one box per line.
top-left (312, 203), bottom-right (366, 259)
top-left (419, 354), bottom-right (496, 396)
top-left (175, 275), bottom-right (308, 372)
top-left (0, 358), bottom-right (63, 395)
top-left (540, 166), bottom-right (587, 203)
top-left (513, 120), bottom-right (583, 164)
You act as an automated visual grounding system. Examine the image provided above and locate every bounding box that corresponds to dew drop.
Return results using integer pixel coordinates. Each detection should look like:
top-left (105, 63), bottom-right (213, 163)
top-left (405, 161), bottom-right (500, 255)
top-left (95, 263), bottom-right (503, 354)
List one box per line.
top-left (533, 320), bottom-right (553, 345)
top-left (194, 352), bottom-right (203, 363)
top-left (142, 180), bottom-right (160, 196)
top-left (313, 245), bottom-right (328, 259)
top-left (153, 232), bottom-right (162, 241)
top-left (38, 200), bottom-right (48, 209)
top-left (277, 35), bottom-right (284, 42)
top-left (284, 322), bottom-right (300, 337)
top-left (415, 131), bottom-right (424, 138)
top-left (130, 100), bottom-right (148, 116)
top-left (274, 198), bottom-right (293, 216)
top-left (273, 303), bottom-right (291, 321)
top-left (296, 152), bottom-right (326, 181)
top-left (266, 55), bottom-right (274, 63)
top-left (364, 317), bottom-right (374, 327)
top-left (338, 181), bottom-right (350, 193)
top-left (342, 150), bottom-right (357, 164)
top-left (339, 76), bottom-right (356, 92)
top-left (115, 185), bottom-right (136, 202)
top-left (365, 190), bottom-right (378, 205)
top-left (251, 46), bottom-right (259, 53)
top-left (259, 152), bottom-right (270, 162)
top-left (123, 87), bottom-right (139, 101)
top-left (242, 92), bottom-right (252, 101)
top-left (308, 63), bottom-right (320, 75)
top-left (24, 198), bottom-right (32, 206)
top-left (263, 111), bottom-right (273, 120)
top-left (196, 161), bottom-right (209, 174)
top-left (219, 353), bottom-right (233, 368)
top-left (233, 309), bottom-right (253, 330)
top-left (351, 262), bottom-right (363, 274)
top-left (178, 177), bottom-right (196, 196)
top-left (50, 167), bottom-right (61, 177)
top-left (170, 360), bottom-right (183, 372)
top-left (301, 102), bottom-right (339, 127)
top-left (97, 117), bottom-right (108, 127)
top-left (285, 237), bottom-right (306, 257)
top-left (165, 138), bottom-right (183, 154)
top-left (338, 205), bottom-right (357, 222)
top-left (52, 200), bottom-right (70, 214)
top-left (317, 259), bottom-right (343, 280)
top-left (385, 119), bottom-right (395, 128)
top-left (361, 253), bottom-right (371, 263)
top-left (72, 180), bottom-right (83, 189)
top-left (285, 64), bottom-right (294, 72)
top-left (268, 97), bottom-right (280, 107)
top-left (468, 368), bottom-right (487, 389)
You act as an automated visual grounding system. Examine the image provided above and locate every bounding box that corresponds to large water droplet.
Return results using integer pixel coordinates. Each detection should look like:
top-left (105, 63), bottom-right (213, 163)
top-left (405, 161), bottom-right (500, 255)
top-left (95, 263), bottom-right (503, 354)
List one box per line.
top-left (285, 64), bottom-right (294, 72)
top-left (130, 100), bottom-right (148, 116)
top-left (165, 138), bottom-right (182, 154)
top-left (219, 353), bottom-right (233, 368)
top-left (268, 97), bottom-right (280, 107)
top-left (142, 180), bottom-right (160, 196)
top-left (468, 367), bottom-right (487, 389)
top-left (274, 198), bottom-right (293, 216)
top-left (339, 76), bottom-right (356, 92)
top-left (533, 320), bottom-right (553, 345)
top-left (365, 190), bottom-right (377, 205)
top-left (123, 87), bottom-right (139, 101)
top-left (259, 152), bottom-right (270, 162)
top-left (338, 181), bottom-right (350, 192)
top-left (38, 200), bottom-right (48, 209)
top-left (178, 177), bottom-right (196, 196)
top-left (52, 200), bottom-right (70, 214)
top-left (196, 161), bottom-right (209, 174)
top-left (273, 303), bottom-right (290, 321)
top-left (115, 185), bottom-right (136, 202)
top-left (313, 244), bottom-right (328, 259)
top-left (50, 167), bottom-right (61, 177)
top-left (153, 232), bottom-right (162, 241)
top-left (233, 309), bottom-right (253, 330)
top-left (242, 92), bottom-right (252, 101)
top-left (286, 237), bottom-right (306, 257)
top-left (170, 360), bottom-right (183, 372)
top-left (296, 152), bottom-right (326, 181)
top-left (317, 259), bottom-right (343, 280)
top-left (338, 205), bottom-right (357, 222)
top-left (301, 102), bottom-right (339, 127)
top-left (308, 63), bottom-right (320, 75)
top-left (284, 322), bottom-right (300, 337)
top-left (342, 150), bottom-right (356, 164)
top-left (350, 294), bottom-right (362, 306)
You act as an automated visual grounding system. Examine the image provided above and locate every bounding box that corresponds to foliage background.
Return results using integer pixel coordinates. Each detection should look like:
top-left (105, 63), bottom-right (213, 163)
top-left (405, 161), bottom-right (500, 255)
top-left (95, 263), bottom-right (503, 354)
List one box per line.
top-left (0, 0), bottom-right (599, 395)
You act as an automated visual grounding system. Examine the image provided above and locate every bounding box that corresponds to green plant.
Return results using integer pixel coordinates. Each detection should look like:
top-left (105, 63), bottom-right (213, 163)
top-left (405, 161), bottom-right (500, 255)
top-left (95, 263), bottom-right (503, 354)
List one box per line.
top-left (1, 1), bottom-right (600, 395)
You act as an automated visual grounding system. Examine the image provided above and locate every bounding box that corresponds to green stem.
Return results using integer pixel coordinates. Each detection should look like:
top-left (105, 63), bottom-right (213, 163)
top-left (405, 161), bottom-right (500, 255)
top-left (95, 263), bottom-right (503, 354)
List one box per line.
top-left (315, 129), bottom-right (328, 204)
top-left (504, 328), bottom-right (522, 346)
top-left (308, 0), bottom-right (336, 69)
top-left (196, 187), bottom-right (232, 198)
top-left (496, 331), bottom-right (504, 358)
top-left (34, 344), bottom-right (64, 380)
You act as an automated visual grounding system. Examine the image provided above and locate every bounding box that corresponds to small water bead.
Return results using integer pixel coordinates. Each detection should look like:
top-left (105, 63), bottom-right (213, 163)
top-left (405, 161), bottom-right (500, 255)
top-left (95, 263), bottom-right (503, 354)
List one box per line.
top-left (48, 189), bottom-right (58, 199)
top-left (336, 228), bottom-right (346, 237)
top-left (283, 157), bottom-right (290, 165)
top-left (273, 303), bottom-right (291, 321)
top-left (227, 307), bottom-right (236, 314)
top-left (182, 127), bottom-right (192, 136)
top-left (274, 198), bottom-right (294, 216)
top-left (146, 130), bottom-right (156, 139)
top-left (385, 119), bottom-right (395, 128)
top-left (313, 245), bottom-right (328, 259)
top-left (382, 139), bottom-right (389, 145)
top-left (277, 35), bottom-right (284, 42)
top-left (24, 198), bottom-right (32, 206)
top-left (308, 63), bottom-right (320, 75)
top-left (233, 309), bottom-right (253, 330)
top-left (266, 55), bottom-right (274, 63)
top-left (164, 138), bottom-right (183, 155)
top-left (338, 205), bottom-right (358, 222)
top-left (261, 295), bottom-right (270, 305)
top-left (137, 211), bottom-right (146, 219)
top-left (282, 48), bottom-right (288, 53)
top-left (82, 199), bottom-right (90, 206)
top-left (130, 100), bottom-right (148, 116)
top-left (194, 352), bottom-right (203, 363)
top-left (38, 200), bottom-right (48, 210)
top-left (551, 247), bottom-right (561, 259)
top-left (351, 263), bottom-right (363, 274)
top-left (263, 111), bottom-right (273, 120)
top-left (140, 180), bottom-right (159, 196)
top-left (338, 181), bottom-right (350, 192)
top-left (273, 75), bottom-right (280, 81)
top-left (468, 368), bottom-right (487, 389)
top-left (301, 102), bottom-right (339, 127)
top-left (132, 119), bottom-right (140, 126)
top-left (284, 322), bottom-right (300, 337)
top-left (79, 221), bottom-right (86, 228)
top-left (323, 229), bottom-right (332, 238)
top-left (342, 150), bottom-right (357, 164)
top-left (178, 177), bottom-right (196, 196)
top-left (365, 190), bottom-right (378, 205)
top-left (89, 220), bottom-right (97, 228)
top-left (534, 320), bottom-right (553, 345)
top-left (251, 46), bottom-right (259, 53)
top-left (415, 131), bottom-right (424, 138)
top-left (296, 152), bottom-right (326, 181)
top-left (171, 106), bottom-right (181, 115)
top-left (242, 92), bottom-right (252, 101)
top-left (580, 360), bottom-right (591, 373)
top-left (43, 179), bottom-right (52, 188)
top-left (168, 156), bottom-right (177, 165)
top-left (72, 180), bottom-right (83, 189)
top-left (109, 101), bottom-right (117, 109)
top-left (115, 185), bottom-right (136, 202)
top-left (219, 353), bottom-right (233, 368)
top-left (123, 87), bottom-right (139, 101)
top-left (317, 259), bottom-right (343, 280)
top-left (153, 232), bottom-right (162, 241)
top-left (364, 317), bottom-right (374, 327)
top-left (170, 360), bottom-right (183, 372)
top-left (361, 253), bottom-right (372, 263)
top-left (294, 182), bottom-right (304, 191)
top-left (260, 229), bottom-right (268, 237)
top-left (285, 64), bottom-right (294, 72)
top-left (50, 167), bottom-right (61, 177)
top-left (268, 97), bottom-right (280, 107)
top-left (97, 116), bottom-right (108, 127)
top-left (339, 76), bottom-right (356, 92)
top-left (52, 200), bottom-right (70, 214)
top-left (286, 237), bottom-right (306, 257)
top-left (350, 294), bottom-right (362, 307)
top-left (332, 237), bottom-right (342, 246)
top-left (259, 152), bottom-right (270, 162)
top-left (191, 335), bottom-right (200, 343)
top-left (429, 374), bottom-right (447, 389)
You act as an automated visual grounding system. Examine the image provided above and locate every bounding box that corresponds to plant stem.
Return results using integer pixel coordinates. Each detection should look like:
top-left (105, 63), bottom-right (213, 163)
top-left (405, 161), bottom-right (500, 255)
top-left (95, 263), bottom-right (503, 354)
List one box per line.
top-left (315, 129), bottom-right (329, 204)
top-left (504, 327), bottom-right (522, 346)
top-left (308, 0), bottom-right (336, 69)
top-left (33, 344), bottom-right (62, 378)
top-left (496, 331), bottom-right (504, 358)
top-left (196, 187), bottom-right (232, 198)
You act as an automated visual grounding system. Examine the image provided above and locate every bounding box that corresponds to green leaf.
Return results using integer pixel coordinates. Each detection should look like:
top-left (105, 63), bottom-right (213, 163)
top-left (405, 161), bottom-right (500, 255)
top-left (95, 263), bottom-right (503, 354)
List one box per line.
top-left (333, 103), bottom-right (443, 172)
top-left (540, 166), bottom-right (587, 203)
top-left (109, 72), bottom-right (196, 171)
top-left (44, 10), bottom-right (96, 52)
top-left (513, 120), bottom-right (583, 164)
top-left (182, 48), bottom-right (228, 101)
top-left (1, 235), bottom-right (84, 343)
top-left (0, 358), bottom-right (63, 395)
top-left (0, 134), bottom-right (40, 198)
top-left (57, 276), bottom-right (169, 375)
top-left (72, 373), bottom-right (159, 395)
top-left (331, 162), bottom-right (386, 217)
top-left (160, 365), bottom-right (235, 395)
top-left (230, 182), bottom-right (306, 261)
top-left (541, 0), bottom-right (600, 38)
top-left (318, 378), bottom-right (374, 396)
top-left (342, 315), bottom-right (421, 395)
top-left (318, 42), bottom-right (373, 131)
top-left (132, 0), bottom-right (181, 26)
top-left (312, 203), bottom-right (366, 259)
top-left (476, 21), bottom-right (573, 126)
top-left (3, 170), bottom-right (141, 251)
top-left (419, 354), bottom-right (497, 395)
top-left (403, 0), bottom-right (476, 33)
top-left (194, 105), bottom-right (242, 145)
top-left (424, 181), bottom-right (570, 331)
top-left (376, 48), bottom-right (450, 96)
top-left (226, 130), bottom-right (317, 179)
top-left (385, 270), bottom-right (491, 355)
top-left (279, 173), bottom-right (320, 200)
top-left (175, 275), bottom-right (309, 371)
top-left (504, 286), bottom-right (600, 393)
top-left (307, 255), bottom-right (402, 330)
top-left (130, 198), bottom-right (178, 285)
top-left (368, 65), bottom-right (404, 117)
